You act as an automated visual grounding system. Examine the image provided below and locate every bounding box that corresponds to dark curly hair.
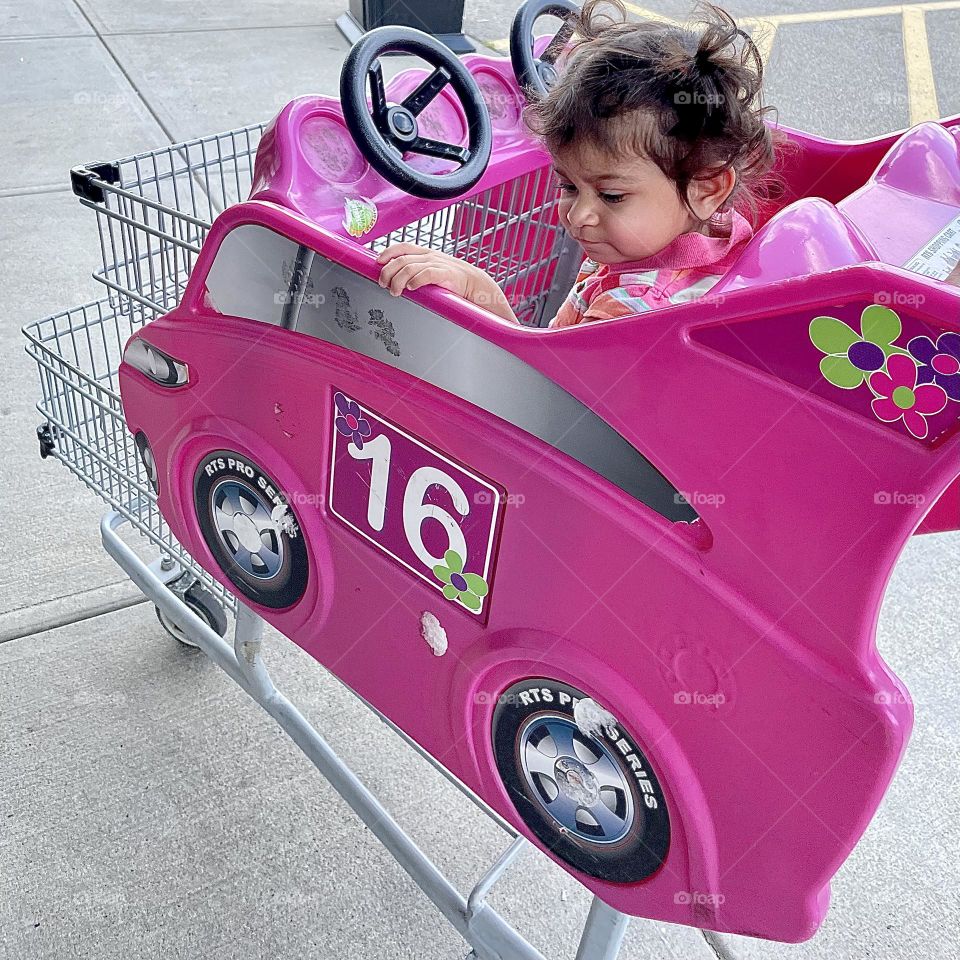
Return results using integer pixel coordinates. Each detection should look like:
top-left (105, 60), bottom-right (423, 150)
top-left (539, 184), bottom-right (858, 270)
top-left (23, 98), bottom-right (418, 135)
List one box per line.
top-left (523, 0), bottom-right (789, 228)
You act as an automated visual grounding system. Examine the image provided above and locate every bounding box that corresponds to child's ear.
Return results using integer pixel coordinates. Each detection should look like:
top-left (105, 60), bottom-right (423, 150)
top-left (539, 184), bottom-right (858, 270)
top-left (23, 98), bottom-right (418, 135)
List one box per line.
top-left (688, 167), bottom-right (737, 220)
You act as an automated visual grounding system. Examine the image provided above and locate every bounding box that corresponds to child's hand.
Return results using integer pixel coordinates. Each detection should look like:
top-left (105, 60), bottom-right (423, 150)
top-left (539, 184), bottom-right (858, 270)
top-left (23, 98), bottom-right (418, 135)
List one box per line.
top-left (375, 243), bottom-right (519, 323)
top-left (376, 243), bottom-right (478, 299)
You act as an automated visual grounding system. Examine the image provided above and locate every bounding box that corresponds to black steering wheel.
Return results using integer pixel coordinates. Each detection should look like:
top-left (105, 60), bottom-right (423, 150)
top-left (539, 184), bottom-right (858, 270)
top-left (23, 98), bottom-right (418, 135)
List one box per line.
top-left (510, 0), bottom-right (581, 98)
top-left (340, 27), bottom-right (493, 201)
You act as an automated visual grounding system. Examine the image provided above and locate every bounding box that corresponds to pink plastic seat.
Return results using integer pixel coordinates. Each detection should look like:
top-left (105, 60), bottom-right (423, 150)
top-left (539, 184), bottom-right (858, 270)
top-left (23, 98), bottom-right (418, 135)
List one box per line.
top-left (708, 121), bottom-right (960, 297)
top-left (838, 121), bottom-right (960, 268)
top-left (709, 196), bottom-right (877, 297)
top-left (864, 119), bottom-right (960, 204)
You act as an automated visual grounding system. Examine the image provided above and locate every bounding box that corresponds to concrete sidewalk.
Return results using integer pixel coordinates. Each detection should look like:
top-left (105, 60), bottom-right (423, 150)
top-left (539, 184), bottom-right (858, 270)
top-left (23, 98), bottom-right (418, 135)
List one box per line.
top-left (2, 1), bottom-right (959, 958)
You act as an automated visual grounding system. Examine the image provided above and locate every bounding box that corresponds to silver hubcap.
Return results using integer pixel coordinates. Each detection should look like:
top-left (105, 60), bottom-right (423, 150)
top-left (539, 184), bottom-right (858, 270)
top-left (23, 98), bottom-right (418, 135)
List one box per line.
top-left (519, 715), bottom-right (634, 844)
top-left (211, 479), bottom-right (284, 579)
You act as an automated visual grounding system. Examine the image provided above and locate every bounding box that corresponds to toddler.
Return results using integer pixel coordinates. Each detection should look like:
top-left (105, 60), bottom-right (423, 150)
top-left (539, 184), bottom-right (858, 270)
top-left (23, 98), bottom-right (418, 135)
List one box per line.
top-left (377, 0), bottom-right (781, 327)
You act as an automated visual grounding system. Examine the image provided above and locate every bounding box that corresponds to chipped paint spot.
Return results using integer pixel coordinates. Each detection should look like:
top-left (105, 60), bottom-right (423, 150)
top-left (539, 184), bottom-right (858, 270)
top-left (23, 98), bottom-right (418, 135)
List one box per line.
top-left (271, 503), bottom-right (299, 538)
top-left (420, 611), bottom-right (447, 657)
top-left (574, 698), bottom-right (619, 740)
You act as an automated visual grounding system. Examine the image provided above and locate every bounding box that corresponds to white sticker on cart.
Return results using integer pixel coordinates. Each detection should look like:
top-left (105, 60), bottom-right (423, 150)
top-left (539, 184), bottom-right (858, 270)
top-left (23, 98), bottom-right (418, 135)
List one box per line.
top-left (903, 213), bottom-right (960, 285)
top-left (343, 196), bottom-right (378, 238)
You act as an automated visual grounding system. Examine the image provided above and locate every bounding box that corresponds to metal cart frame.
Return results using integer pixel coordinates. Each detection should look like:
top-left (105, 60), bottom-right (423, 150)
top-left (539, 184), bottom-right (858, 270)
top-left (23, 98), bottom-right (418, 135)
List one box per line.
top-left (24, 122), bottom-right (647, 959)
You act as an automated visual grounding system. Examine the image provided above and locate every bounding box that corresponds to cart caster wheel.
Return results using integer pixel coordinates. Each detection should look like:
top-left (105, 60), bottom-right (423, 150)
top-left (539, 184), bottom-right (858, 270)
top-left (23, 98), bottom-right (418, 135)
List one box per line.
top-left (155, 577), bottom-right (228, 648)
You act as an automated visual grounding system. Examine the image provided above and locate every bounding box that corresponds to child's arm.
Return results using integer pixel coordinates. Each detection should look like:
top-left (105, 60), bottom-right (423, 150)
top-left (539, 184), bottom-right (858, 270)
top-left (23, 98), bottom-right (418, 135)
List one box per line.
top-left (376, 243), bottom-right (519, 324)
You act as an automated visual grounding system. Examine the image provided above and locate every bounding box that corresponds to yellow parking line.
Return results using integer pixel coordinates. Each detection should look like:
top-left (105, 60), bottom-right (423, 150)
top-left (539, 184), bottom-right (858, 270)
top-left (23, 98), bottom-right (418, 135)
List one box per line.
top-left (495, 0), bottom-right (948, 125)
top-left (902, 7), bottom-right (941, 122)
top-left (762, 3), bottom-right (905, 24)
top-left (621, 2), bottom-right (680, 24)
top-left (759, 0), bottom-right (960, 25)
top-left (622, 5), bottom-right (782, 66)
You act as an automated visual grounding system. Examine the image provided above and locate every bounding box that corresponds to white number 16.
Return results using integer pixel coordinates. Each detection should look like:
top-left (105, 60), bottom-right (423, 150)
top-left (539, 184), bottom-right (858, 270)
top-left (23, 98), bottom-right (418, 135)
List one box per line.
top-left (348, 439), bottom-right (470, 570)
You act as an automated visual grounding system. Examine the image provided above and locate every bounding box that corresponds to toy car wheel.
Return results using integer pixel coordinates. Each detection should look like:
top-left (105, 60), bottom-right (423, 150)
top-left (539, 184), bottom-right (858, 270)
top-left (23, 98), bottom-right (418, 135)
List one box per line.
top-left (155, 575), bottom-right (228, 648)
top-left (193, 451), bottom-right (309, 609)
top-left (492, 678), bottom-right (670, 883)
top-left (134, 430), bottom-right (160, 494)
top-left (510, 0), bottom-right (581, 98)
top-left (340, 26), bottom-right (493, 200)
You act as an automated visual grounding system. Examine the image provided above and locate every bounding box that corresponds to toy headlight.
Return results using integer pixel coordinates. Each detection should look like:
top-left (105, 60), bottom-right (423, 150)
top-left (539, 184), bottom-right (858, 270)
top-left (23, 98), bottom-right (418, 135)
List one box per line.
top-left (123, 337), bottom-right (189, 386)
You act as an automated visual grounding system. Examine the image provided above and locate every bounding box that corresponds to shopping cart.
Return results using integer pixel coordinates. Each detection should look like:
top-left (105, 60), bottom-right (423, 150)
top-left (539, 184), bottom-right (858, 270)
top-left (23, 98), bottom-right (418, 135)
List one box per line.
top-left (23, 92), bottom-right (625, 960)
top-left (23, 0), bottom-right (960, 952)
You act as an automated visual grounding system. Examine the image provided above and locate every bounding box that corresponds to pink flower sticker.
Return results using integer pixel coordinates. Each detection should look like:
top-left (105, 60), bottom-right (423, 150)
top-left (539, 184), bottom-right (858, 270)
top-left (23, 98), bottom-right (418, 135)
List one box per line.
top-left (868, 353), bottom-right (947, 440)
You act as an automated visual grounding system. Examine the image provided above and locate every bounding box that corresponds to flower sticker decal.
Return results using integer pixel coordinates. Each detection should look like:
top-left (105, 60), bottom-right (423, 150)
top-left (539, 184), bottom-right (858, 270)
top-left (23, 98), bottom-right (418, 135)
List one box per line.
top-left (809, 303), bottom-right (960, 441)
top-left (868, 353), bottom-right (947, 440)
top-left (433, 549), bottom-right (489, 612)
top-left (809, 305), bottom-right (910, 389)
top-left (908, 331), bottom-right (960, 402)
top-left (333, 391), bottom-right (372, 449)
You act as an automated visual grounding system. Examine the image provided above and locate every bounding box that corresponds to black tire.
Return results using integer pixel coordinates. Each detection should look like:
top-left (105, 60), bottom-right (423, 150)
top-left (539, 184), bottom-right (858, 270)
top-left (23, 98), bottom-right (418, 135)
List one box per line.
top-left (492, 678), bottom-right (670, 883)
top-left (193, 451), bottom-right (308, 609)
top-left (156, 577), bottom-right (228, 647)
top-left (135, 431), bottom-right (160, 495)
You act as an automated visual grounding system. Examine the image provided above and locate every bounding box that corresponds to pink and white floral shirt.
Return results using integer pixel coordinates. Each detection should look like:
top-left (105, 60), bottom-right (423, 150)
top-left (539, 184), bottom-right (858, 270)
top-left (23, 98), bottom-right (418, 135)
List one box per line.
top-left (549, 210), bottom-right (754, 328)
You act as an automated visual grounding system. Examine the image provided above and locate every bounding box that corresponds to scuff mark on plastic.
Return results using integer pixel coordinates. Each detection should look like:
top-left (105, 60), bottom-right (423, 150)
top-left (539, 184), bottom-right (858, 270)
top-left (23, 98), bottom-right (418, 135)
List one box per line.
top-left (332, 286), bottom-right (362, 331)
top-left (420, 611), bottom-right (447, 657)
top-left (368, 308), bottom-right (401, 356)
top-left (574, 698), bottom-right (619, 740)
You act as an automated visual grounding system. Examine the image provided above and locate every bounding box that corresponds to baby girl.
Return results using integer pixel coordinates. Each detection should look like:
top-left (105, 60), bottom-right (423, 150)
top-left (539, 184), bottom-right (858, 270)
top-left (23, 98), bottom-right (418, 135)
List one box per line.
top-left (377, 0), bottom-right (781, 327)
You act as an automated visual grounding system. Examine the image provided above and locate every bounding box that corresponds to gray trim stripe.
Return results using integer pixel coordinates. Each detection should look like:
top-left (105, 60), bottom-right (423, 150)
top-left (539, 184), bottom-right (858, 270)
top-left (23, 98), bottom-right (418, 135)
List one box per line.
top-left (203, 225), bottom-right (697, 523)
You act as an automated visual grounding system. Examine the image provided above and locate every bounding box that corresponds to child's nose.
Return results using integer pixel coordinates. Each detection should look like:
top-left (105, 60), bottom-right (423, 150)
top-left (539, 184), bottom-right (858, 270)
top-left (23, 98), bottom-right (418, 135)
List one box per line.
top-left (567, 196), bottom-right (600, 228)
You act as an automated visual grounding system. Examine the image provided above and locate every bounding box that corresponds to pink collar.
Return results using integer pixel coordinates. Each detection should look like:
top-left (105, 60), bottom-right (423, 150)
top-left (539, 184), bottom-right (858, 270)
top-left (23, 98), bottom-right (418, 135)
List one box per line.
top-left (600, 210), bottom-right (753, 272)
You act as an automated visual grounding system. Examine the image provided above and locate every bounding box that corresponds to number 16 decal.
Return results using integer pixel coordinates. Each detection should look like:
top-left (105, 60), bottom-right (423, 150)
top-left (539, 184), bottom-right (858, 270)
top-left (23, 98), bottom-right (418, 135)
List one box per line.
top-left (328, 390), bottom-right (505, 618)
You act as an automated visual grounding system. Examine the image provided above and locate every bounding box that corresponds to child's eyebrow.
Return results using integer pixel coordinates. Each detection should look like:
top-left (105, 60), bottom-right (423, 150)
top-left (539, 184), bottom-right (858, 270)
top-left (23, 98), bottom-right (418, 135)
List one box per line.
top-left (593, 172), bottom-right (638, 185)
top-left (552, 165), bottom-right (636, 186)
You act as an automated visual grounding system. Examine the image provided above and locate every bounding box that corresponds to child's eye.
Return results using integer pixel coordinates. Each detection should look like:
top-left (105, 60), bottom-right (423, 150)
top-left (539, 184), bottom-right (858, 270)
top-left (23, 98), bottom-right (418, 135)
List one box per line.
top-left (557, 182), bottom-right (576, 194)
top-left (600, 192), bottom-right (625, 204)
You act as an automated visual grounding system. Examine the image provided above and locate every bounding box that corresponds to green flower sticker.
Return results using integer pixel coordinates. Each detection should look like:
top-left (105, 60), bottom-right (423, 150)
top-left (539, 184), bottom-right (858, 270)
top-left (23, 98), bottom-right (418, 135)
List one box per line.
top-left (809, 304), bottom-right (911, 389)
top-left (342, 196), bottom-right (378, 238)
top-left (433, 549), bottom-right (488, 612)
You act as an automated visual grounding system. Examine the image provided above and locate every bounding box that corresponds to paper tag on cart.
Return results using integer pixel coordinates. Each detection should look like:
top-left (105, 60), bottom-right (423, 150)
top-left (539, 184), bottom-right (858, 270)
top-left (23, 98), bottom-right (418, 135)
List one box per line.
top-left (903, 212), bottom-right (960, 286)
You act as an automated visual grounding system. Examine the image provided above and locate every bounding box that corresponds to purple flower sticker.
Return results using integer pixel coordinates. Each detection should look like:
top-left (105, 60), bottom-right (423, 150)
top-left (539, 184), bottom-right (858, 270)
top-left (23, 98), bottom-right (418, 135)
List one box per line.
top-left (908, 331), bottom-right (960, 402)
top-left (334, 391), bottom-right (373, 449)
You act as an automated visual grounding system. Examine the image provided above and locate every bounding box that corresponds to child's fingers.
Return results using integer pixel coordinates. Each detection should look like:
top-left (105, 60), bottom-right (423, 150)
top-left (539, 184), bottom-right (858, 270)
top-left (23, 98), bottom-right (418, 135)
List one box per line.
top-left (379, 254), bottom-right (434, 294)
top-left (404, 266), bottom-right (451, 292)
top-left (375, 242), bottom-right (432, 265)
top-left (385, 259), bottom-right (440, 297)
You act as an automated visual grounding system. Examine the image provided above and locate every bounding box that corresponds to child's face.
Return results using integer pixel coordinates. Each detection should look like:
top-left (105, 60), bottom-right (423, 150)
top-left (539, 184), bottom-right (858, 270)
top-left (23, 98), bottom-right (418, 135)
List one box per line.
top-left (552, 141), bottom-right (700, 264)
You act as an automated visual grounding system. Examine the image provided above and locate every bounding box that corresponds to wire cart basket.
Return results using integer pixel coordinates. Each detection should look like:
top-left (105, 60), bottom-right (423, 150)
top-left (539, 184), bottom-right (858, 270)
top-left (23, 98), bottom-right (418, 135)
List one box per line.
top-left (21, 123), bottom-right (639, 959)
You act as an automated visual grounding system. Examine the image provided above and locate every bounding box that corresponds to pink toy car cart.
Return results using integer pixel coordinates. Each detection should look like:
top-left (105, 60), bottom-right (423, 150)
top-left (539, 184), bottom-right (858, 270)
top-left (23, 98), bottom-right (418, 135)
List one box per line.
top-left (25, 2), bottom-right (960, 954)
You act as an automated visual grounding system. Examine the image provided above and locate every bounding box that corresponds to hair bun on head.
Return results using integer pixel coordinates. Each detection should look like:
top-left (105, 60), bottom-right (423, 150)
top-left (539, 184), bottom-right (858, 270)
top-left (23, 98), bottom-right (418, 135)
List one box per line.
top-left (693, 47), bottom-right (715, 74)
